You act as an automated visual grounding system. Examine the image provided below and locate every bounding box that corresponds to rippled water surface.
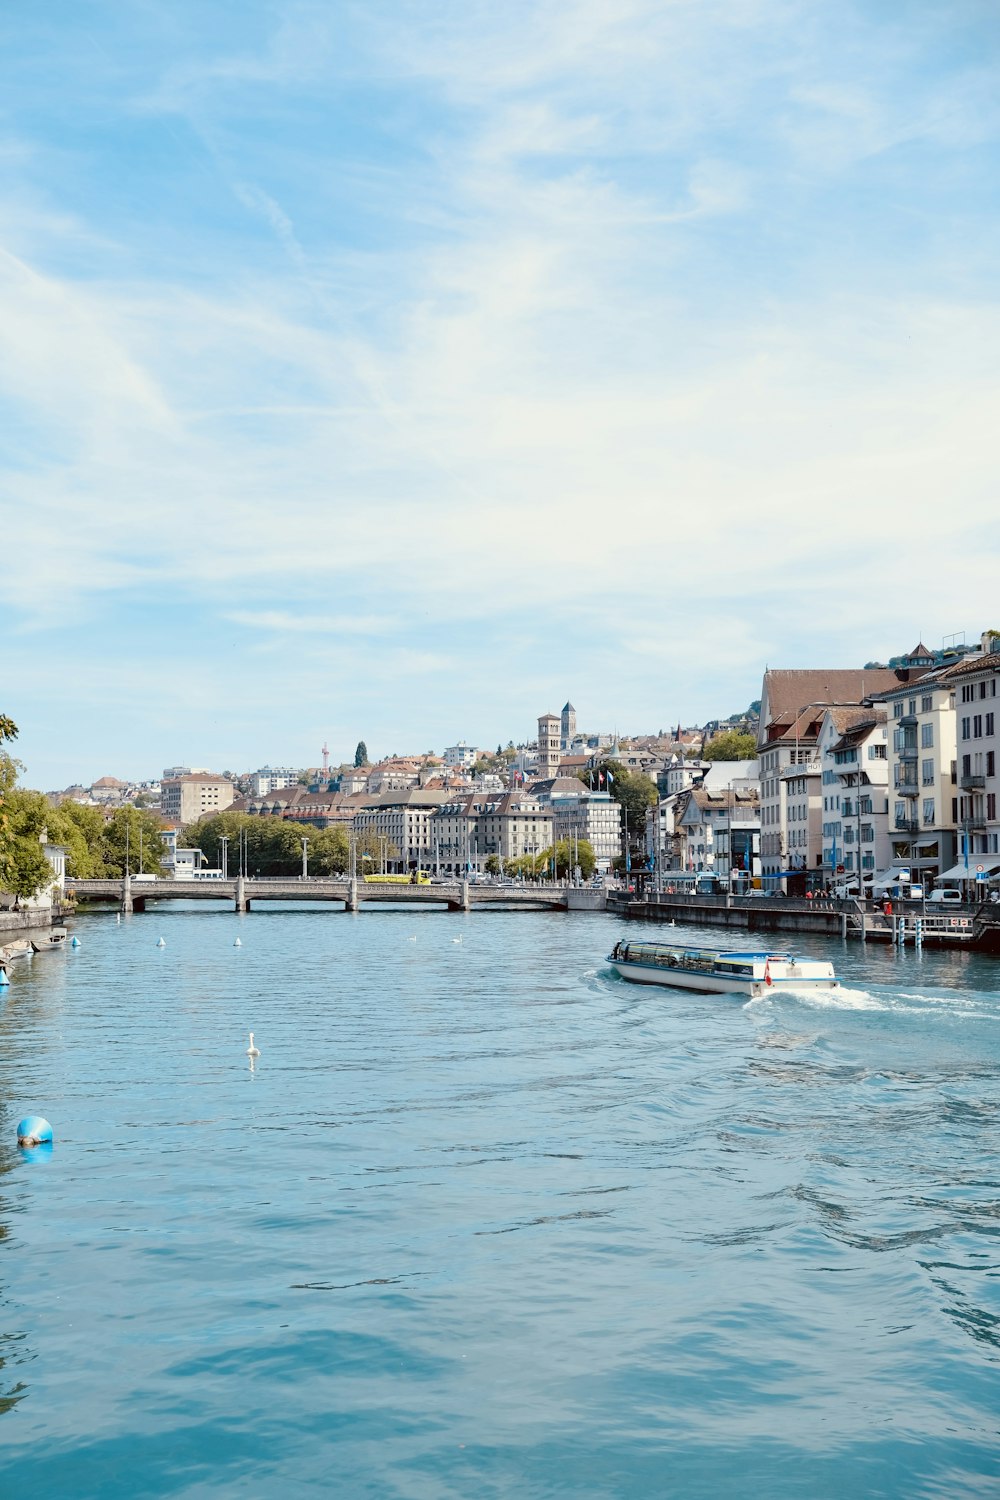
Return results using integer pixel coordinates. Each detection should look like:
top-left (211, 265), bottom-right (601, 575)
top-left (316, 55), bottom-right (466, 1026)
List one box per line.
top-left (1, 904), bottom-right (999, 1497)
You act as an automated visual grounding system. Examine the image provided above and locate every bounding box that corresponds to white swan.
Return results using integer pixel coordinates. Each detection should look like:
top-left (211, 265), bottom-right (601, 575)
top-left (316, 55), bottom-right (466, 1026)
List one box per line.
top-left (247, 1031), bottom-right (260, 1057)
top-left (452, 935), bottom-right (463, 944)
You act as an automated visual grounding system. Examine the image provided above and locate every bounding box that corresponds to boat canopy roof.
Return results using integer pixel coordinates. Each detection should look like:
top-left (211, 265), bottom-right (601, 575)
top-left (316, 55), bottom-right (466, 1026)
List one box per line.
top-left (622, 941), bottom-right (797, 961)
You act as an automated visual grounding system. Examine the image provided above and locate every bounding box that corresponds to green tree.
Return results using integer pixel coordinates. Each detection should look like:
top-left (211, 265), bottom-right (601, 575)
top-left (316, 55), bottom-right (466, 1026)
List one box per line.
top-left (101, 806), bottom-right (166, 876)
top-left (354, 741), bottom-right (368, 768)
top-left (4, 838), bottom-right (53, 902)
top-left (702, 730), bottom-right (758, 762)
top-left (579, 760), bottom-right (656, 821)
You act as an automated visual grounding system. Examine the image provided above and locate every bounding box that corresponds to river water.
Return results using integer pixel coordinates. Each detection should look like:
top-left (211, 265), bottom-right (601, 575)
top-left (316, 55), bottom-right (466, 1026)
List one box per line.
top-left (1, 904), bottom-right (998, 1498)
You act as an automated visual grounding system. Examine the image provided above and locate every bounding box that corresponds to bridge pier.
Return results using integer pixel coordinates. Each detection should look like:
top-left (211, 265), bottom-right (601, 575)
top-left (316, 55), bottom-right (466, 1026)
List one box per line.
top-left (122, 875), bottom-right (133, 915)
top-left (346, 879), bottom-right (359, 912)
top-left (460, 880), bottom-right (470, 912)
top-left (235, 877), bottom-right (249, 914)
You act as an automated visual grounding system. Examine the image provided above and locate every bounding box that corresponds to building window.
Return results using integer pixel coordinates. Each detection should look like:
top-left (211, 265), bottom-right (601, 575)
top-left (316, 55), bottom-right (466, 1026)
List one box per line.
top-left (988, 751), bottom-right (996, 778)
top-left (893, 702), bottom-right (904, 720)
top-left (921, 696), bottom-right (933, 713)
top-left (988, 793), bottom-right (997, 822)
top-left (869, 744), bottom-right (887, 760)
top-left (961, 717), bottom-right (971, 740)
top-left (988, 713), bottom-right (995, 737)
top-left (921, 723), bottom-right (934, 748)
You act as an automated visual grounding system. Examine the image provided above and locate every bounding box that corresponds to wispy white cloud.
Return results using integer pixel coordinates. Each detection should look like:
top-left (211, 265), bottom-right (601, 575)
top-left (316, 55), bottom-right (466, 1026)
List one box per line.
top-left (2, 0), bottom-right (1000, 782)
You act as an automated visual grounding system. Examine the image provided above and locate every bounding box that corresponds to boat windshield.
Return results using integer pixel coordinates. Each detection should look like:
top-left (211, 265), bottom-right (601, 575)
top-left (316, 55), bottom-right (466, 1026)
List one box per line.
top-left (620, 944), bottom-right (756, 976)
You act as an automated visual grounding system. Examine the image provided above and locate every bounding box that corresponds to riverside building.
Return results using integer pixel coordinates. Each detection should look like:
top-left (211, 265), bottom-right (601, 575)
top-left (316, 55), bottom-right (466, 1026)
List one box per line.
top-left (757, 669), bottom-right (899, 891)
top-left (819, 707), bottom-right (890, 889)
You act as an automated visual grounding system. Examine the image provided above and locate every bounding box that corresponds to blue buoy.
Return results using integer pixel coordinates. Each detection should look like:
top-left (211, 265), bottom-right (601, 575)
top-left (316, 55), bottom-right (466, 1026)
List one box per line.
top-left (0, 969), bottom-right (9, 988)
top-left (233, 937), bottom-right (242, 947)
top-left (156, 937), bottom-right (166, 948)
top-left (70, 935), bottom-right (81, 948)
top-left (17, 1116), bottom-right (53, 1146)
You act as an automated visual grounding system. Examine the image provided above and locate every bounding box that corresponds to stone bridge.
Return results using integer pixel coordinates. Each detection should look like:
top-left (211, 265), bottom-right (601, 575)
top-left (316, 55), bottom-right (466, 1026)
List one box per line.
top-left (67, 876), bottom-right (607, 915)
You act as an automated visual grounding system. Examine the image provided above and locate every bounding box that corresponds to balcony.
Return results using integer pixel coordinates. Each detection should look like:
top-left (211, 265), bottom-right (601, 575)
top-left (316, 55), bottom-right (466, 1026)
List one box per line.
top-left (960, 774), bottom-right (986, 790)
top-left (895, 782), bottom-right (919, 798)
top-left (894, 817), bottom-right (919, 833)
top-left (898, 714), bottom-right (917, 728)
top-left (898, 746), bottom-right (918, 761)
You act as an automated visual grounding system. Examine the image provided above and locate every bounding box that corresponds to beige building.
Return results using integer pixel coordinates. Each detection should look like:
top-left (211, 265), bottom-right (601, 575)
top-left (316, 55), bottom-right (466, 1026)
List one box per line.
top-left (353, 789), bottom-right (451, 872)
top-left (430, 792), bottom-right (553, 874)
top-left (161, 772), bottom-right (235, 825)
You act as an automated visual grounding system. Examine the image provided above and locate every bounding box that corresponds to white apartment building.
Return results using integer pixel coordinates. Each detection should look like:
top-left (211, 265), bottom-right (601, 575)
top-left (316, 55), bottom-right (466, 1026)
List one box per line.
top-left (935, 648), bottom-right (1000, 884)
top-left (250, 767), bottom-right (298, 797)
top-left (874, 668), bottom-right (962, 886)
top-left (819, 708), bottom-right (890, 888)
top-left (672, 788), bottom-right (760, 881)
top-left (160, 772), bottom-right (235, 825)
top-left (545, 786), bottom-right (619, 874)
top-left (443, 741), bottom-right (478, 768)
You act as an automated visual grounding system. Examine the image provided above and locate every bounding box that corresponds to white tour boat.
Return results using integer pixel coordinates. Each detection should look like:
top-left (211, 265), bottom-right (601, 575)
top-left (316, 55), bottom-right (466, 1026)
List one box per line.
top-left (607, 939), bottom-right (839, 997)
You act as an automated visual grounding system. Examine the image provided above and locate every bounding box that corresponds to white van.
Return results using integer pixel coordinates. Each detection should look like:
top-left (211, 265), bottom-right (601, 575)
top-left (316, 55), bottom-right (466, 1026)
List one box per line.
top-left (928, 887), bottom-right (963, 904)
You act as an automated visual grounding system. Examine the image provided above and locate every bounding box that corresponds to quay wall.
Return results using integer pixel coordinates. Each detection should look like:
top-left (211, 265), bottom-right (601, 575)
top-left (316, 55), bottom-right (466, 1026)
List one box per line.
top-left (609, 893), bottom-right (850, 938)
top-left (0, 904), bottom-right (74, 935)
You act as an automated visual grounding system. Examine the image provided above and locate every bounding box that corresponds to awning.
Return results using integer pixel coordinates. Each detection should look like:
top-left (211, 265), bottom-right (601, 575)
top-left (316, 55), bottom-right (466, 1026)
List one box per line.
top-left (871, 869), bottom-right (909, 891)
top-left (937, 859), bottom-right (1000, 882)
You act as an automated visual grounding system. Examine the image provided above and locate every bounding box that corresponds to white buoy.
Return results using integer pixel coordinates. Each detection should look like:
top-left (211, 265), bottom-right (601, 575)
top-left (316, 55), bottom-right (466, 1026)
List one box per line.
top-left (233, 937), bottom-right (242, 947)
top-left (247, 1031), bottom-right (260, 1057)
top-left (156, 937), bottom-right (166, 948)
top-left (407, 935), bottom-right (417, 942)
top-left (71, 936), bottom-right (81, 948)
top-left (116, 914), bottom-right (121, 924)
top-left (0, 969), bottom-right (9, 988)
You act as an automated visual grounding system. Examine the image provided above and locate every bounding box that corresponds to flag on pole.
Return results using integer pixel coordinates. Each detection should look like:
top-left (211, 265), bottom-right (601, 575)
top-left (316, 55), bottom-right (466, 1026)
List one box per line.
top-left (606, 770), bottom-right (614, 785)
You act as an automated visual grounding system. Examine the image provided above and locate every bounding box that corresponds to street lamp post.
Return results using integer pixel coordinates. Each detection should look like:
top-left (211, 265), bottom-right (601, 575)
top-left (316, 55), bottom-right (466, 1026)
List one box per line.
top-left (220, 836), bottom-right (229, 881)
top-left (301, 837), bottom-right (309, 879)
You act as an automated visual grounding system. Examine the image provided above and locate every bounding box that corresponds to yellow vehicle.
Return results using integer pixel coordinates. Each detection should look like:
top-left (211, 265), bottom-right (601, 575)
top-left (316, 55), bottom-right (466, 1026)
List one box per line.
top-left (362, 871), bottom-right (431, 885)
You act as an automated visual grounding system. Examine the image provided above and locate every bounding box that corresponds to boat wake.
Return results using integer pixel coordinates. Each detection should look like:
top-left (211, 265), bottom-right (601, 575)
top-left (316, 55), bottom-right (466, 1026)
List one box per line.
top-left (745, 985), bottom-right (890, 1012)
top-left (746, 985), bottom-right (998, 1016)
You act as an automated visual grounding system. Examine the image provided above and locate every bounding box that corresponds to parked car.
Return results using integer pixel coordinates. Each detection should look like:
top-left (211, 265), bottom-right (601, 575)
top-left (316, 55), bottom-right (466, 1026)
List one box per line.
top-left (928, 887), bottom-right (963, 904)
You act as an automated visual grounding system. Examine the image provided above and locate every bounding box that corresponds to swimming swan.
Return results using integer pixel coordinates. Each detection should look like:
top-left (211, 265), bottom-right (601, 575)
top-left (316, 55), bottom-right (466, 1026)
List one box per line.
top-left (247, 1031), bottom-right (260, 1057)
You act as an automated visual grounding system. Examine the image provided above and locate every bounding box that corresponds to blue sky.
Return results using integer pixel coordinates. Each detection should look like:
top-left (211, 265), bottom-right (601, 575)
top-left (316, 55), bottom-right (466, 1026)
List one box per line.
top-left (2, 1), bottom-right (999, 787)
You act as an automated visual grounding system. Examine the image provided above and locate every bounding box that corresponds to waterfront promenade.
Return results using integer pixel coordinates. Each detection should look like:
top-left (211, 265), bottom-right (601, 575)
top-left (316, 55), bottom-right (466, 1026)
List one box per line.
top-left (610, 889), bottom-right (1000, 950)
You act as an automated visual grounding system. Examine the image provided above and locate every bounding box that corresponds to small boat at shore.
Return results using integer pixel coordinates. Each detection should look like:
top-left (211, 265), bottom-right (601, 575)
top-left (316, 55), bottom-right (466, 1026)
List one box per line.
top-left (607, 939), bottom-right (839, 997)
top-left (0, 938), bottom-right (35, 965)
top-left (31, 930), bottom-right (69, 955)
